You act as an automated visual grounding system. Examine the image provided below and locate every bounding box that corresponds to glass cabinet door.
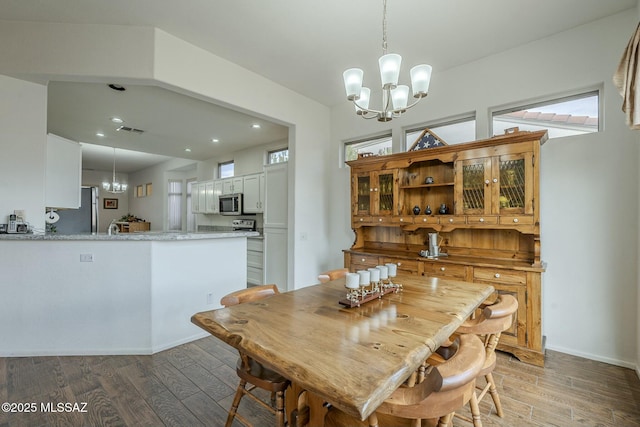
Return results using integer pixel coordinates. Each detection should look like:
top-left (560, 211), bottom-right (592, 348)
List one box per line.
top-left (460, 158), bottom-right (491, 214)
top-left (498, 154), bottom-right (531, 214)
top-left (355, 173), bottom-right (371, 214)
top-left (376, 171), bottom-right (395, 214)
top-left (353, 170), bottom-right (396, 216)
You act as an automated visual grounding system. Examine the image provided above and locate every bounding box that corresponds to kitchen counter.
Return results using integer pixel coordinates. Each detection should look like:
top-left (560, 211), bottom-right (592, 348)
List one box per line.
top-left (0, 230), bottom-right (259, 241)
top-left (1, 231), bottom-right (254, 357)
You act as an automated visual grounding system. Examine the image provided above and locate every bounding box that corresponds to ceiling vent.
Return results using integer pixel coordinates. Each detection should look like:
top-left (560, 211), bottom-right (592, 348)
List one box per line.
top-left (116, 125), bottom-right (145, 134)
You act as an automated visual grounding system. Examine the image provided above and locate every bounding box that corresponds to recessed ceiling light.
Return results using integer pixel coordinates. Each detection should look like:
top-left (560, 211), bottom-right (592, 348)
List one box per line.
top-left (96, 132), bottom-right (105, 137)
top-left (211, 138), bottom-right (220, 143)
top-left (251, 123), bottom-right (261, 129)
top-left (108, 84), bottom-right (126, 92)
top-left (111, 117), bottom-right (123, 124)
top-left (185, 148), bottom-right (192, 152)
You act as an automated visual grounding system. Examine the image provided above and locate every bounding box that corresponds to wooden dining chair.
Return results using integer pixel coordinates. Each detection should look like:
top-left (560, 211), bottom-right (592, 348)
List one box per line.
top-left (324, 333), bottom-right (486, 427)
top-left (317, 268), bottom-right (349, 283)
top-left (220, 284), bottom-right (290, 427)
top-left (454, 294), bottom-right (518, 421)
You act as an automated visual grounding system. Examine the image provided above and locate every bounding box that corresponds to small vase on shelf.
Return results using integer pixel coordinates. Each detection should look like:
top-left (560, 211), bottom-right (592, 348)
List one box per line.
top-left (424, 205), bottom-right (432, 215)
top-left (438, 203), bottom-right (448, 214)
top-left (412, 206), bottom-right (421, 215)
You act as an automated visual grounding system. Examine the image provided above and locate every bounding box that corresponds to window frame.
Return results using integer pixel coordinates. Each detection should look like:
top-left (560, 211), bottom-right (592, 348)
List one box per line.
top-left (267, 147), bottom-right (289, 164)
top-left (218, 160), bottom-right (235, 178)
top-left (490, 88), bottom-right (601, 138)
top-left (404, 114), bottom-right (477, 150)
top-left (343, 133), bottom-right (393, 164)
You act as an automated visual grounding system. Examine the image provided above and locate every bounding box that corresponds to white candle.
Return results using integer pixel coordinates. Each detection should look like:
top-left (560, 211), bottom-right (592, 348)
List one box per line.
top-left (368, 267), bottom-right (381, 283)
top-left (385, 263), bottom-right (397, 277)
top-left (345, 272), bottom-right (360, 289)
top-left (357, 270), bottom-right (370, 286)
top-left (376, 265), bottom-right (389, 279)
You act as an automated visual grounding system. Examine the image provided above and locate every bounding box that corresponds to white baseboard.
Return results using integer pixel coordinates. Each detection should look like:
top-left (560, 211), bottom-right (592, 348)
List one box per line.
top-left (0, 332), bottom-right (211, 358)
top-left (0, 347), bottom-right (153, 357)
top-left (546, 344), bottom-right (636, 370)
top-left (151, 331), bottom-right (210, 354)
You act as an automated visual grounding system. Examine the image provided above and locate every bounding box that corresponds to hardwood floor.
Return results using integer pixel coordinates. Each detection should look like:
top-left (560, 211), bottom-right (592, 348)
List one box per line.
top-left (1, 338), bottom-right (639, 426)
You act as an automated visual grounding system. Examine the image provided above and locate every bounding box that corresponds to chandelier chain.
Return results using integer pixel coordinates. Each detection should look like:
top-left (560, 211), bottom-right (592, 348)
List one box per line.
top-left (382, 0), bottom-right (388, 54)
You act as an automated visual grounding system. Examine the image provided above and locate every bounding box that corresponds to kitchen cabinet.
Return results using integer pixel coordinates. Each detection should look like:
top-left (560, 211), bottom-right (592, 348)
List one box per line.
top-left (45, 133), bottom-right (82, 209)
top-left (222, 177), bottom-right (243, 195)
top-left (264, 163), bottom-right (288, 228)
top-left (343, 130), bottom-right (547, 366)
top-left (247, 237), bottom-right (264, 285)
top-left (243, 173), bottom-right (265, 213)
top-left (197, 182), bottom-right (207, 213)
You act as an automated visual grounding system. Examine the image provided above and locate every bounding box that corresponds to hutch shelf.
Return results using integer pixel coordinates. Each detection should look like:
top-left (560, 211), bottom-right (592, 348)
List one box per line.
top-left (343, 130), bottom-right (548, 366)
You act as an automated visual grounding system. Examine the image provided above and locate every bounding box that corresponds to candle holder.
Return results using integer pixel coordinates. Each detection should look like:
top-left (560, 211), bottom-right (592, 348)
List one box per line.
top-left (339, 265), bottom-right (402, 308)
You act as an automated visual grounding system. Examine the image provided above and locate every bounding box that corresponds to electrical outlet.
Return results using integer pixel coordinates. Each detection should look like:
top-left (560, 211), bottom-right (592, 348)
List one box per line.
top-left (80, 254), bottom-right (94, 262)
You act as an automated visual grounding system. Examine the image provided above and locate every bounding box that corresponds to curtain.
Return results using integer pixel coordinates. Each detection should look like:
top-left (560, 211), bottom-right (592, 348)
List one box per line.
top-left (613, 22), bottom-right (640, 130)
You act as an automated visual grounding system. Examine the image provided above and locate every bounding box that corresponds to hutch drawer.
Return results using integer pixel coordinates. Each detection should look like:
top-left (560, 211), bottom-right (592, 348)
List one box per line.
top-left (423, 262), bottom-right (467, 279)
top-left (473, 267), bottom-right (526, 285)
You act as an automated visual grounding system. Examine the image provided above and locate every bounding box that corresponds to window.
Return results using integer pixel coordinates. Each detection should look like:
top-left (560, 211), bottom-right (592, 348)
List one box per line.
top-left (186, 179), bottom-right (196, 232)
top-left (345, 134), bottom-right (392, 162)
top-left (405, 116), bottom-right (476, 150)
top-left (219, 161), bottom-right (234, 178)
top-left (268, 148), bottom-right (289, 164)
top-left (492, 91), bottom-right (599, 138)
top-left (167, 179), bottom-right (183, 231)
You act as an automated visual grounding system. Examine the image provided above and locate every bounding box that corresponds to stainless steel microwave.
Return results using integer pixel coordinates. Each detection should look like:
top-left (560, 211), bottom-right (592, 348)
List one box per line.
top-left (219, 193), bottom-right (243, 216)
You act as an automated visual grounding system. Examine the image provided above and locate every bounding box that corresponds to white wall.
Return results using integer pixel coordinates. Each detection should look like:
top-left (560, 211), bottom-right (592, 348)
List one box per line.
top-left (330, 11), bottom-right (639, 368)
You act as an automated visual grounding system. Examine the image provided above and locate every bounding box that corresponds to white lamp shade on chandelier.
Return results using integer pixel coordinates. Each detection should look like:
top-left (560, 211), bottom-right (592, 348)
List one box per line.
top-left (342, 0), bottom-right (432, 122)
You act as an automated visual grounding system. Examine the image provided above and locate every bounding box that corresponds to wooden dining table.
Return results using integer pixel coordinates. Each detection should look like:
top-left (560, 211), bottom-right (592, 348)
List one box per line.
top-left (191, 274), bottom-right (494, 425)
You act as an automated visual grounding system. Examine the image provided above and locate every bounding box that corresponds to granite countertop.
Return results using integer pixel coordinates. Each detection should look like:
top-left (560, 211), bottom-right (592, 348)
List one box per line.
top-left (0, 230), bottom-right (260, 241)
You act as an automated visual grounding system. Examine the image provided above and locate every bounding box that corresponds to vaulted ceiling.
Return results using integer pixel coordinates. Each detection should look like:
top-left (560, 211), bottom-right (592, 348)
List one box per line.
top-left (1, 0), bottom-right (635, 171)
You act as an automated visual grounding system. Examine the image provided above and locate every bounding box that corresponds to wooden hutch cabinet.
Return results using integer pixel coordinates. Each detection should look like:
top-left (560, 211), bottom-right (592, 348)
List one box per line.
top-left (343, 130), bottom-right (547, 366)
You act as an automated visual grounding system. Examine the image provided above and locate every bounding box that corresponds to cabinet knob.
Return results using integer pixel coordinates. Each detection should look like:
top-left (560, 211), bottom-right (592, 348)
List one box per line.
top-left (397, 262), bottom-right (402, 266)
top-left (423, 218), bottom-right (427, 222)
top-left (449, 218), bottom-right (454, 223)
top-left (374, 188), bottom-right (378, 192)
top-left (485, 179), bottom-right (490, 185)
top-left (493, 178), bottom-right (498, 183)
top-left (360, 218), bottom-right (363, 221)
top-left (400, 218), bottom-right (404, 222)
top-left (495, 273), bottom-right (501, 278)
top-left (440, 267), bottom-right (445, 271)
top-left (379, 218), bottom-right (383, 222)
top-left (479, 218), bottom-right (484, 222)
top-left (361, 258), bottom-right (366, 262)
top-left (513, 218), bottom-right (519, 223)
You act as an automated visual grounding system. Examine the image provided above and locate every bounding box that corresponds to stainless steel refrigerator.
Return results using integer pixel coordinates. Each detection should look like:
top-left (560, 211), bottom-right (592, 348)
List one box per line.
top-left (54, 186), bottom-right (99, 234)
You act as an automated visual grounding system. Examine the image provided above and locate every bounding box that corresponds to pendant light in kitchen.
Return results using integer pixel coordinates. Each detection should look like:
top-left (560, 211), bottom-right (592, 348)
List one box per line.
top-left (102, 147), bottom-right (127, 193)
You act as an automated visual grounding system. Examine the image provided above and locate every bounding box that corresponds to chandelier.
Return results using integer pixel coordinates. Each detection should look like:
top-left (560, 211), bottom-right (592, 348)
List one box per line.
top-left (342, 0), bottom-right (432, 122)
top-left (102, 147), bottom-right (127, 193)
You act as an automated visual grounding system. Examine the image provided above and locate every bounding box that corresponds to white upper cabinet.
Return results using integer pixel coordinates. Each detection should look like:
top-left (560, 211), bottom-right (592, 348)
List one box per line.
top-left (222, 177), bottom-right (243, 195)
top-left (243, 173), bottom-right (265, 213)
top-left (45, 133), bottom-right (81, 209)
